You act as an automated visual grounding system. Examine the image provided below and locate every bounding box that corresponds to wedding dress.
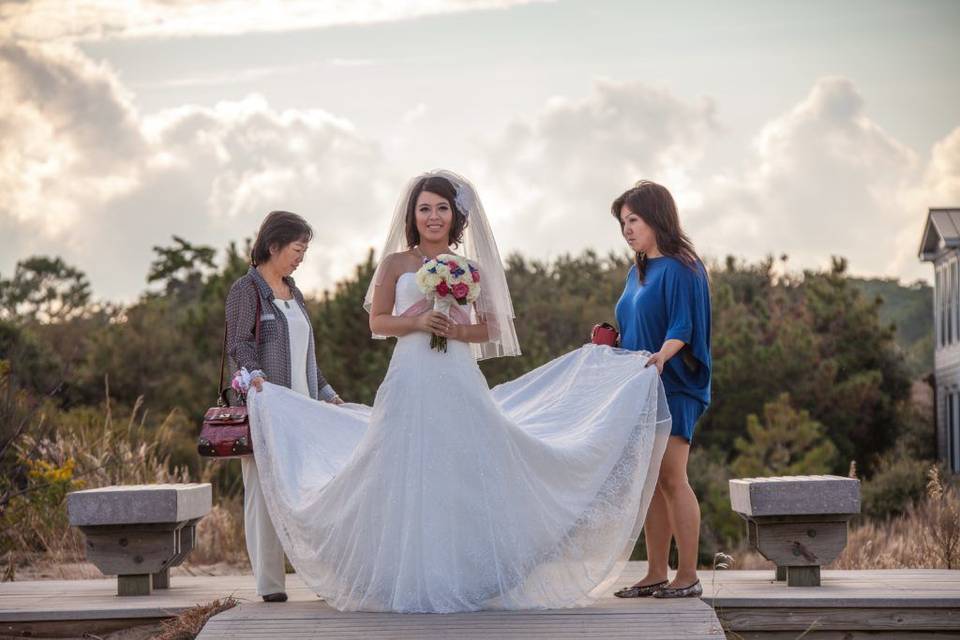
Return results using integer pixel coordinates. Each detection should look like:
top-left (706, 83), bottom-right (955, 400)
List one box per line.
top-left (247, 270), bottom-right (671, 613)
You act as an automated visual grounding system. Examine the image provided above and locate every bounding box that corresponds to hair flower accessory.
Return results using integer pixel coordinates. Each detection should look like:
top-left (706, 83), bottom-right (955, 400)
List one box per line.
top-left (453, 184), bottom-right (475, 219)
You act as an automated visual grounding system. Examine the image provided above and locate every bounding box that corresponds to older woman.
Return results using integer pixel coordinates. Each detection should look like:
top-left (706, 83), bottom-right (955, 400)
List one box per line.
top-left (225, 210), bottom-right (342, 602)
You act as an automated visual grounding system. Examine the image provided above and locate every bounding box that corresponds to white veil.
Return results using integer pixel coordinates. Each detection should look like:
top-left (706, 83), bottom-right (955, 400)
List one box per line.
top-left (363, 169), bottom-right (521, 361)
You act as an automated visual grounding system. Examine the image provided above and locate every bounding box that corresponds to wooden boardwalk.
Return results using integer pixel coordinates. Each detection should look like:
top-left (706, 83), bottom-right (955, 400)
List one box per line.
top-left (198, 599), bottom-right (723, 639)
top-left (2, 564), bottom-right (959, 638)
top-left (692, 567), bottom-right (960, 637)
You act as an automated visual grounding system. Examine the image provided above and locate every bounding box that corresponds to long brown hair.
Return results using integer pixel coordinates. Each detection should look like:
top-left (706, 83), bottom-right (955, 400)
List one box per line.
top-left (611, 180), bottom-right (700, 283)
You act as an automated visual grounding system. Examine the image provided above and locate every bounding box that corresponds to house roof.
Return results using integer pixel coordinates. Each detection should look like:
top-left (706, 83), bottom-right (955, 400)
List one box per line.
top-left (920, 208), bottom-right (960, 262)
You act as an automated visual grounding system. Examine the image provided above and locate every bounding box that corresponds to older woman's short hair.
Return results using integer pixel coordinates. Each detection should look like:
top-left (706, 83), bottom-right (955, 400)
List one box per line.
top-left (251, 211), bottom-right (313, 266)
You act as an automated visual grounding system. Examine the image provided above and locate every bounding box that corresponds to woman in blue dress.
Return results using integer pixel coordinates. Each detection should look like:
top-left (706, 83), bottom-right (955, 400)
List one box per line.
top-left (610, 181), bottom-right (711, 600)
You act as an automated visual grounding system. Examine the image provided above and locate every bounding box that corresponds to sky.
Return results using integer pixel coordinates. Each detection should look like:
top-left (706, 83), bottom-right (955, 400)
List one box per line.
top-left (2, 0), bottom-right (959, 301)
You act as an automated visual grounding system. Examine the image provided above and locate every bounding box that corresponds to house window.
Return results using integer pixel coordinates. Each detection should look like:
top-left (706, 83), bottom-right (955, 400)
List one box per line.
top-left (944, 263), bottom-right (949, 347)
top-left (937, 265), bottom-right (944, 347)
top-left (949, 262), bottom-right (954, 345)
top-left (949, 392), bottom-right (956, 473)
top-left (950, 260), bottom-right (960, 344)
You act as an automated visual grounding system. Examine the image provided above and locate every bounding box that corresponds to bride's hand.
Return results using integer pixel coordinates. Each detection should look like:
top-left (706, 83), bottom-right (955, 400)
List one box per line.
top-left (415, 311), bottom-right (451, 336)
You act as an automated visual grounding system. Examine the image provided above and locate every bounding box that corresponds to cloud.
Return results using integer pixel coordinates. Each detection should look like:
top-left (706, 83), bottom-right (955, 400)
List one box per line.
top-left (0, 42), bottom-right (398, 301)
top-left (0, 42), bottom-right (144, 240)
top-left (478, 79), bottom-right (719, 258)
top-left (1, 0), bottom-right (552, 42)
top-left (916, 126), bottom-right (960, 207)
top-left (476, 75), bottom-right (958, 284)
top-left (2, 41), bottom-right (957, 302)
top-left (692, 77), bottom-right (929, 279)
top-left (891, 125), bottom-right (960, 276)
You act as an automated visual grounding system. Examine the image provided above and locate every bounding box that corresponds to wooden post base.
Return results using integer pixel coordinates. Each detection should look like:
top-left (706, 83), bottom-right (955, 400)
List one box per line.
top-left (152, 567), bottom-right (170, 589)
top-left (118, 574), bottom-right (151, 596)
top-left (786, 565), bottom-right (821, 587)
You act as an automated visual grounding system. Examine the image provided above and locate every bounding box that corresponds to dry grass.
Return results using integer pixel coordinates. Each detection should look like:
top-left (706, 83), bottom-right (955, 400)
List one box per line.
top-left (1, 384), bottom-right (250, 580)
top-left (722, 466), bottom-right (960, 571)
top-left (190, 494), bottom-right (248, 566)
top-left (834, 466), bottom-right (960, 569)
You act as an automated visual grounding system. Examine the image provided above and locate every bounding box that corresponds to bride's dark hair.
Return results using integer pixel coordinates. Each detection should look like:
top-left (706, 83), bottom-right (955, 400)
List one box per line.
top-left (405, 176), bottom-right (468, 248)
top-left (611, 180), bottom-right (701, 284)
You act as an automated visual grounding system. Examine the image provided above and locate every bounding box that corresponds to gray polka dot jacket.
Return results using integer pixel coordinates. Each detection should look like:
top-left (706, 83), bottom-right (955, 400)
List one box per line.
top-left (225, 266), bottom-right (336, 402)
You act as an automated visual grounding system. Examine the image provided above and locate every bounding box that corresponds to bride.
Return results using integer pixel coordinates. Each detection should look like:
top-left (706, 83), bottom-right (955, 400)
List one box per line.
top-left (247, 170), bottom-right (671, 613)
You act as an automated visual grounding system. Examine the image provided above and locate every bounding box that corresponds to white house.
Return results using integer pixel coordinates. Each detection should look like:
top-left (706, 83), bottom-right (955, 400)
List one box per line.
top-left (919, 207), bottom-right (960, 473)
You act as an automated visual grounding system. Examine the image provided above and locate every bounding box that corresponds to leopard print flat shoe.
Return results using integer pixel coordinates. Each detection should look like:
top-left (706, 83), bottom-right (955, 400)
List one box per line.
top-left (652, 580), bottom-right (702, 599)
top-left (613, 580), bottom-right (668, 598)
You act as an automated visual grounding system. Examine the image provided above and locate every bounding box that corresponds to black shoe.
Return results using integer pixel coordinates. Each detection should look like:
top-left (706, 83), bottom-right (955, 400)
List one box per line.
top-left (652, 580), bottom-right (702, 599)
top-left (262, 592), bottom-right (288, 602)
top-left (613, 580), bottom-right (668, 598)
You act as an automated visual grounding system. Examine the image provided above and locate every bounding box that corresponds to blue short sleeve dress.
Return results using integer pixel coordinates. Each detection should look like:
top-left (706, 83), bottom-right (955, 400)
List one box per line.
top-left (615, 256), bottom-right (711, 442)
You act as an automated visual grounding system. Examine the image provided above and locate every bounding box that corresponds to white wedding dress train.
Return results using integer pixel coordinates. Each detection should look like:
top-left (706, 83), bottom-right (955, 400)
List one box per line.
top-left (247, 273), bottom-right (671, 612)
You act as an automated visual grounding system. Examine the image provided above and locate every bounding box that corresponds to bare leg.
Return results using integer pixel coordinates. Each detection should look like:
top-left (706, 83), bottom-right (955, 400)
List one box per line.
top-left (630, 485), bottom-right (672, 587)
top-left (658, 436), bottom-right (700, 587)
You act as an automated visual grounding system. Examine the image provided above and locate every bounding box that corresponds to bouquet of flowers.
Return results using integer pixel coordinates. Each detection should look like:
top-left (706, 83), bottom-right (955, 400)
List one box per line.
top-left (415, 254), bottom-right (481, 352)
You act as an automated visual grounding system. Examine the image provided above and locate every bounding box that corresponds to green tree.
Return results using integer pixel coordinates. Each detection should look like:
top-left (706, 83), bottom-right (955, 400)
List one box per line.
top-left (310, 250), bottom-right (395, 405)
top-left (0, 256), bottom-right (91, 322)
top-left (148, 235), bottom-right (217, 298)
top-left (702, 256), bottom-right (912, 475)
top-left (0, 320), bottom-right (62, 395)
top-left (731, 393), bottom-right (838, 478)
top-left (480, 250), bottom-right (632, 386)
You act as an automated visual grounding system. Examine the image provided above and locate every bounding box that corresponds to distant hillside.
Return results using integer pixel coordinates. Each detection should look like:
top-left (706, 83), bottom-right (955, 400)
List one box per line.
top-left (851, 277), bottom-right (933, 378)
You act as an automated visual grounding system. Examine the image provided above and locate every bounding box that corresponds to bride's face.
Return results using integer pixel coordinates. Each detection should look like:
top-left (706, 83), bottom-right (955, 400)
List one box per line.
top-left (415, 191), bottom-right (453, 244)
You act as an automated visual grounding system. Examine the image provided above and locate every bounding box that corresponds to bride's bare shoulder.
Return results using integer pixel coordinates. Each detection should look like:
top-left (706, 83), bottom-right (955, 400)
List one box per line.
top-left (380, 251), bottom-right (421, 279)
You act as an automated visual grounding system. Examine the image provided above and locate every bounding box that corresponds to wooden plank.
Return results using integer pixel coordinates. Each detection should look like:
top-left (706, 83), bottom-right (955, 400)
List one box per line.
top-left (209, 596), bottom-right (718, 620)
top-left (716, 606), bottom-right (960, 631)
top-left (118, 574), bottom-right (152, 596)
top-left (198, 600), bottom-right (725, 639)
top-left (754, 521), bottom-right (847, 567)
top-left (786, 565), bottom-right (821, 586)
top-left (3, 567), bottom-right (960, 624)
top-left (153, 567), bottom-right (170, 589)
top-left (727, 632), bottom-right (954, 640)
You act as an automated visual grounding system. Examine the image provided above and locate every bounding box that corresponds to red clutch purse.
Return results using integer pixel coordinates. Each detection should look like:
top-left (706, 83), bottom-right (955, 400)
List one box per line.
top-left (198, 285), bottom-right (260, 459)
top-left (591, 322), bottom-right (619, 347)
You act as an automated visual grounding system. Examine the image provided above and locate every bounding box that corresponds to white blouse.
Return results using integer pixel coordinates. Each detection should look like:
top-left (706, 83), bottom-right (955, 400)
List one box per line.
top-left (273, 298), bottom-right (311, 397)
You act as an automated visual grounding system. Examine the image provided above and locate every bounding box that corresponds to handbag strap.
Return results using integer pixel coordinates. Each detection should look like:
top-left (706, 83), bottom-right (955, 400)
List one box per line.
top-left (218, 281), bottom-right (262, 406)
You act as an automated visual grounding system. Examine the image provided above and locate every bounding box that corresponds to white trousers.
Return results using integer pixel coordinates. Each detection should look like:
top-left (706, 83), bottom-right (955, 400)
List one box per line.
top-left (242, 455), bottom-right (286, 595)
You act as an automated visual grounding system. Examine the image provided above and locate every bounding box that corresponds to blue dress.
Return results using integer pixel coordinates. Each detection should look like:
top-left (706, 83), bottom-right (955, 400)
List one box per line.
top-left (615, 257), bottom-right (711, 442)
